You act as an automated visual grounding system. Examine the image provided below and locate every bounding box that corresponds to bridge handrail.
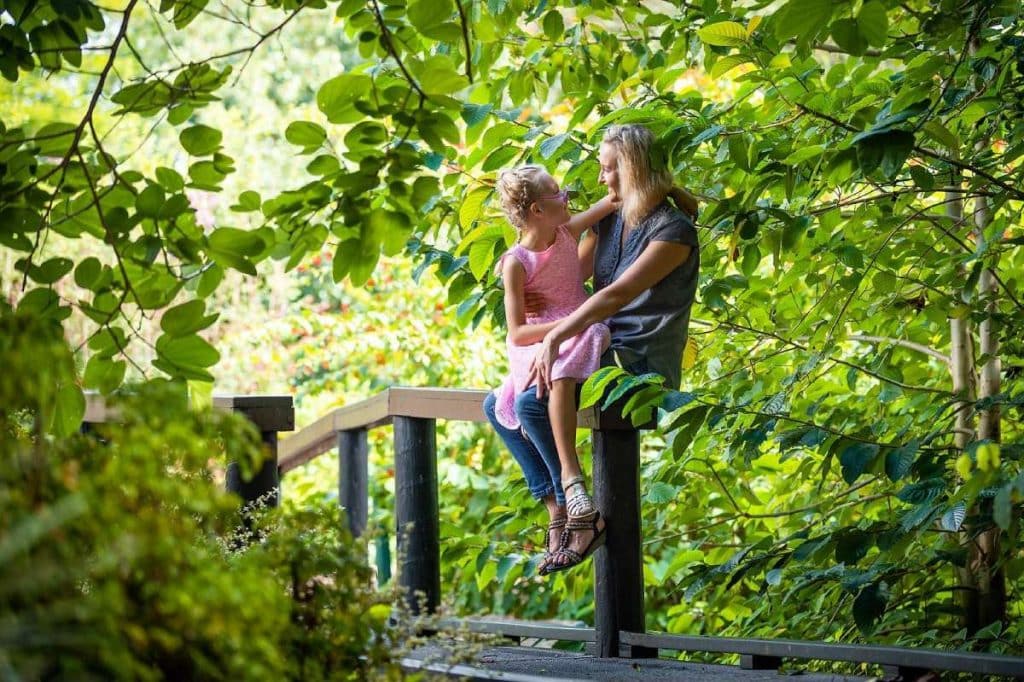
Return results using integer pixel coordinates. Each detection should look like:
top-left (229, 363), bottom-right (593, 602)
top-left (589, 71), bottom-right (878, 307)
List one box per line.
top-left (276, 386), bottom-right (642, 474)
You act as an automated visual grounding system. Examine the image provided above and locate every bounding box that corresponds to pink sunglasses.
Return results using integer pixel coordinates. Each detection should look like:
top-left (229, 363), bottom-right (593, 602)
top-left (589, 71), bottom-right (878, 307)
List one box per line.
top-left (536, 189), bottom-right (569, 205)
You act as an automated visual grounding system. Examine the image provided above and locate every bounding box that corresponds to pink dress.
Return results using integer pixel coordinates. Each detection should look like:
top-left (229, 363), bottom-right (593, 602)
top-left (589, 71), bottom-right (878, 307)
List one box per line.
top-left (493, 224), bottom-right (610, 430)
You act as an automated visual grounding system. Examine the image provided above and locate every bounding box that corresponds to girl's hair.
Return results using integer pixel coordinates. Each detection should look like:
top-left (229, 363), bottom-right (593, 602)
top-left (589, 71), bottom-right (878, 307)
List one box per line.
top-left (495, 164), bottom-right (549, 229)
top-left (602, 124), bottom-right (676, 226)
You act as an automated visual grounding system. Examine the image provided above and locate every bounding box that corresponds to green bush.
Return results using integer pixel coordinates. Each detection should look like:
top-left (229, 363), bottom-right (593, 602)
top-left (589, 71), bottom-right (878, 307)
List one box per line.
top-left (0, 309), bottom-right (402, 680)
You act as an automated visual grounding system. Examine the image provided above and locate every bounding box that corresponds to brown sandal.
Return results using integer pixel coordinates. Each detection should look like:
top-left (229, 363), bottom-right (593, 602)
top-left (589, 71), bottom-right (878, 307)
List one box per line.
top-left (541, 511), bottom-right (606, 575)
top-left (537, 516), bottom-right (566, 572)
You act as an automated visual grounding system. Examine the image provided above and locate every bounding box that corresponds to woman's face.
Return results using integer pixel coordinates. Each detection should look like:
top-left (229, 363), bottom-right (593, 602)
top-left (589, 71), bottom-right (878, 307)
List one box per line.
top-left (598, 143), bottom-right (621, 202)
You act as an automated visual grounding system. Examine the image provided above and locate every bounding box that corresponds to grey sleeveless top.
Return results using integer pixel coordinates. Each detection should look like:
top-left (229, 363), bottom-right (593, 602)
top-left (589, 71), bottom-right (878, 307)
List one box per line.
top-left (592, 201), bottom-right (700, 389)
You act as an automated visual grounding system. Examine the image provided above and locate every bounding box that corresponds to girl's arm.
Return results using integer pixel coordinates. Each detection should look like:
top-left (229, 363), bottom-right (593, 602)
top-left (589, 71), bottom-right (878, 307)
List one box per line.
top-left (564, 195), bottom-right (616, 240)
top-left (578, 228), bottom-right (597, 283)
top-left (503, 256), bottom-right (561, 346)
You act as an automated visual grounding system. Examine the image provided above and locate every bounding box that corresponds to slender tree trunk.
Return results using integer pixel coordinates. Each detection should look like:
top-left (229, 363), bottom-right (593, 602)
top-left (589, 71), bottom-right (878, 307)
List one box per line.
top-left (947, 185), bottom-right (980, 632)
top-left (969, 194), bottom-right (1007, 634)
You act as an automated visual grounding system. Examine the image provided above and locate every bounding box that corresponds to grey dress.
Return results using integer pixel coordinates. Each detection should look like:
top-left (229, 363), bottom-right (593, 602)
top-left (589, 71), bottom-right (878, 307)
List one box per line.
top-left (591, 200), bottom-right (700, 390)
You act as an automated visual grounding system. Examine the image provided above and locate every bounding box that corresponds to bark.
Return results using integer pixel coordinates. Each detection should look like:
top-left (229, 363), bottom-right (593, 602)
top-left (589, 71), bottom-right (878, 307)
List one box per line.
top-left (968, 194), bottom-right (1007, 634)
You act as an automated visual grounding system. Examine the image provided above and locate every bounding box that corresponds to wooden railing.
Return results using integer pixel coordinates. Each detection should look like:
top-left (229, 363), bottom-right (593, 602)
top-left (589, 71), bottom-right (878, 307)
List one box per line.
top-left (82, 389), bottom-right (1024, 678)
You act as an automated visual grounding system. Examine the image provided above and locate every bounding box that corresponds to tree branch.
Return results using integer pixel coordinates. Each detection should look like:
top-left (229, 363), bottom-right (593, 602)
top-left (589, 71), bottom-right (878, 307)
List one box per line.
top-left (848, 335), bottom-right (951, 365)
top-left (455, 0), bottom-right (473, 84)
top-left (370, 0), bottom-right (427, 100)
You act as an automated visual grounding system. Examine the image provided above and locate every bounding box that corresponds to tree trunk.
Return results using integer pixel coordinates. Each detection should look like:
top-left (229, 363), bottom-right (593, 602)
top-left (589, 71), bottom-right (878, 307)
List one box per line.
top-left (967, 194), bottom-right (1007, 635)
top-left (947, 186), bottom-right (980, 633)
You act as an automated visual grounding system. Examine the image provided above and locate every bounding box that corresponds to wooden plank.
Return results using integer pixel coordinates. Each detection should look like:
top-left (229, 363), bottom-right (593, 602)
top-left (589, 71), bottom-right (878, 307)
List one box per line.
top-left (437, 618), bottom-right (596, 642)
top-left (399, 656), bottom-right (582, 682)
top-left (619, 631), bottom-right (1024, 677)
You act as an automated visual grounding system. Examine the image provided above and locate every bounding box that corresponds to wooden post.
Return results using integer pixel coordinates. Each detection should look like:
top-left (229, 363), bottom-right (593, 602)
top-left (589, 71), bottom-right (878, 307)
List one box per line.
top-left (338, 428), bottom-right (369, 538)
top-left (224, 395), bottom-right (294, 514)
top-left (393, 416), bottom-right (440, 615)
top-left (592, 421), bottom-right (656, 659)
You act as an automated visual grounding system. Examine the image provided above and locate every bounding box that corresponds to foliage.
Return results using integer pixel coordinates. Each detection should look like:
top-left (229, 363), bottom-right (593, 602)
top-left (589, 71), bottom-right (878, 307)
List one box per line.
top-left (0, 309), bottom-right (402, 679)
top-left (2, 0), bottom-right (1024, 657)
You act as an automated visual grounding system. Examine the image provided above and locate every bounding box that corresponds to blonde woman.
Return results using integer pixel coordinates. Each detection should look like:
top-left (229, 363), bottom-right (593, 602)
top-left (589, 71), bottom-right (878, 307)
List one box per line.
top-left (491, 124), bottom-right (700, 573)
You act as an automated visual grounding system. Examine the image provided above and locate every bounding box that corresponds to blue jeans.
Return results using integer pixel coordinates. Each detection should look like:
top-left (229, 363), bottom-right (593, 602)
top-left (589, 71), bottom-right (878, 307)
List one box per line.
top-left (483, 389), bottom-right (567, 506)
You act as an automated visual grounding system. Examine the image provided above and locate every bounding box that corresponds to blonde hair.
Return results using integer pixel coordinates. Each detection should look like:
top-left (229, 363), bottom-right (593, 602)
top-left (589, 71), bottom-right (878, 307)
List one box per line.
top-left (602, 124), bottom-right (673, 227)
top-left (495, 164), bottom-right (549, 229)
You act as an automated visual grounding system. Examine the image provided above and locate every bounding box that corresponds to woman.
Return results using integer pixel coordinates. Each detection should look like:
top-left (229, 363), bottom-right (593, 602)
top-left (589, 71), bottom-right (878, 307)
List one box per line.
top-left (483, 123), bottom-right (700, 574)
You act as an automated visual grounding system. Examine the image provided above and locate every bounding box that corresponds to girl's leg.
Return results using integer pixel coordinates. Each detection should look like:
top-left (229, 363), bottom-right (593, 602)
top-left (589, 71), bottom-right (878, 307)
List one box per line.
top-left (548, 378), bottom-right (582, 482)
top-left (484, 392), bottom-right (566, 558)
top-left (545, 378), bottom-right (604, 572)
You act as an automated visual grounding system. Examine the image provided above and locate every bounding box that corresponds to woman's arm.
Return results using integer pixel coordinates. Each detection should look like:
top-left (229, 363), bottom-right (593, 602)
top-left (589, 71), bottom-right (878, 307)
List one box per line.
top-left (503, 256), bottom-right (561, 346)
top-left (529, 240), bottom-right (693, 393)
top-left (564, 196), bottom-right (616, 240)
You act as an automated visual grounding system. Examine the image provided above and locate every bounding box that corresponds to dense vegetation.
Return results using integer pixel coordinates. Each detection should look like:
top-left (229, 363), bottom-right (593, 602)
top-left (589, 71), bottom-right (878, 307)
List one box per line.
top-left (2, 0), bottom-right (1022, 673)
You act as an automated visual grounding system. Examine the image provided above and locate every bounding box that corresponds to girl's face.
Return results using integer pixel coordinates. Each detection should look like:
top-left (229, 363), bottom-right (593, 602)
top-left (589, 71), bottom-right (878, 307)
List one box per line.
top-left (531, 173), bottom-right (570, 225)
top-left (598, 143), bottom-right (621, 201)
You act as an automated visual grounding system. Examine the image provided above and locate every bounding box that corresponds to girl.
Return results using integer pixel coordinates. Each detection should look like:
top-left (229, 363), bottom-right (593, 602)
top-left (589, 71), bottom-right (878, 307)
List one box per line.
top-left (490, 164), bottom-right (616, 575)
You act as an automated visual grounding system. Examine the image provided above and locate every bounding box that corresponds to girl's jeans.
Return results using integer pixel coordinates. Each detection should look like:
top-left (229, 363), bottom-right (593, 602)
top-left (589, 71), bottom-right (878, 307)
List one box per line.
top-left (483, 389), bottom-right (568, 506)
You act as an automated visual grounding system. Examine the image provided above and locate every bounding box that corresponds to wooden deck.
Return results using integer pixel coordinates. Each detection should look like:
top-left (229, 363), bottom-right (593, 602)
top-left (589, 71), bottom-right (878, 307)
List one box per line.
top-left (403, 644), bottom-right (873, 681)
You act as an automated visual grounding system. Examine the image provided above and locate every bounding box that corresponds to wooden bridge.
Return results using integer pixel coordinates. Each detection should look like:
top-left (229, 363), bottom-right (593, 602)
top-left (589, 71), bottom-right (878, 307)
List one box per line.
top-left (84, 389), bottom-right (1024, 680)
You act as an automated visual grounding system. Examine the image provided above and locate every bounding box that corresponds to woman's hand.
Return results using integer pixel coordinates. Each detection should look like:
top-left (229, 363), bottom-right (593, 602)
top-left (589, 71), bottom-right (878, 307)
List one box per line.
top-left (526, 333), bottom-right (560, 398)
top-left (523, 290), bottom-right (546, 317)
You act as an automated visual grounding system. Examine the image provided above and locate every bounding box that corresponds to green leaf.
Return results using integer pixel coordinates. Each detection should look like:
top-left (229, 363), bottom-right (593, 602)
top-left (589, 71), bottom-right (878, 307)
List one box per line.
top-left (580, 366), bottom-right (627, 409)
top-left (416, 56), bottom-right (468, 95)
top-left (317, 73), bottom-right (372, 124)
top-left (208, 227), bottom-right (265, 257)
top-left (542, 10), bottom-right (564, 39)
top-left (179, 124), bottom-right (222, 156)
top-left (539, 132), bottom-right (570, 159)
top-left (161, 299), bottom-right (219, 337)
top-left (896, 477), bottom-right (945, 505)
top-left (233, 190), bottom-right (262, 212)
top-left (136, 184), bottom-right (165, 218)
top-left (156, 333), bottom-right (220, 369)
top-left (31, 257), bottom-right (74, 284)
top-left (940, 502), bottom-right (966, 532)
top-left (698, 21), bottom-right (747, 46)
top-left (711, 55), bottom-right (749, 79)
top-left (366, 208), bottom-right (412, 256)
top-left (459, 187), bottom-right (491, 229)
top-left (647, 482), bottom-right (678, 504)
top-left (51, 382), bottom-right (85, 438)
top-left (839, 443), bottom-right (879, 484)
top-left (83, 355), bottom-right (126, 394)
top-left (853, 582), bottom-right (888, 634)
top-left (285, 120), bottom-right (327, 150)
top-left (74, 257), bottom-right (103, 290)
top-left (856, 1), bottom-right (888, 47)
top-left (482, 145), bottom-right (521, 172)
top-left (993, 484), bottom-right (1012, 530)
top-left (830, 19), bottom-right (867, 56)
top-left (885, 439), bottom-right (918, 481)
top-left (773, 0), bottom-right (833, 41)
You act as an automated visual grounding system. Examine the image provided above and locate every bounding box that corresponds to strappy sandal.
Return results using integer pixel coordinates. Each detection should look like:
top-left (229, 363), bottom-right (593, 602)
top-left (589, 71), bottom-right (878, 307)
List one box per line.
top-left (540, 476), bottom-right (604, 575)
top-left (537, 516), bottom-right (566, 572)
top-left (562, 475), bottom-right (597, 521)
top-left (541, 511), bottom-right (606, 575)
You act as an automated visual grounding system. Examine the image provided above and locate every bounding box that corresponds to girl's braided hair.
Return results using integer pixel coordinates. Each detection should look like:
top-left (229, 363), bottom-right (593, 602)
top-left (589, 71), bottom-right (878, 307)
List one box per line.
top-left (495, 164), bottom-right (548, 229)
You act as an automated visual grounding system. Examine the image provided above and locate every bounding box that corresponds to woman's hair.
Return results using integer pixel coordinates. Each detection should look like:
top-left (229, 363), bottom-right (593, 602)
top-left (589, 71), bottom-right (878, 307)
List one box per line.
top-left (495, 164), bottom-right (549, 229)
top-left (602, 124), bottom-right (676, 226)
